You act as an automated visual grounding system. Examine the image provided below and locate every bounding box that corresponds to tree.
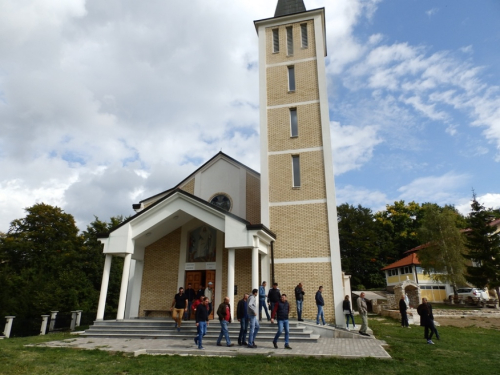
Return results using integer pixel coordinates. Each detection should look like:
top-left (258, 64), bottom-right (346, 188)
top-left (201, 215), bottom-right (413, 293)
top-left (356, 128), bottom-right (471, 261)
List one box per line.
top-left (417, 204), bottom-right (467, 293)
top-left (337, 204), bottom-right (387, 290)
top-left (375, 200), bottom-right (424, 260)
top-left (463, 195), bottom-right (500, 299)
top-left (0, 203), bottom-right (95, 317)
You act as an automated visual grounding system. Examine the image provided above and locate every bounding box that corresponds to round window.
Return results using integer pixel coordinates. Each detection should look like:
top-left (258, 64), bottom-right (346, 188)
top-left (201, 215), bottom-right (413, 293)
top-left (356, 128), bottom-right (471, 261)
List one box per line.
top-left (210, 194), bottom-right (232, 211)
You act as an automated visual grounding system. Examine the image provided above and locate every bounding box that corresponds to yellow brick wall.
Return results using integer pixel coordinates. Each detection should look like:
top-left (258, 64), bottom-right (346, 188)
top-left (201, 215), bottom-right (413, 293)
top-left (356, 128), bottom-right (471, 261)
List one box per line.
top-left (138, 228), bottom-right (181, 317)
top-left (267, 60), bottom-right (319, 107)
top-left (269, 151), bottom-right (326, 202)
top-left (274, 262), bottom-right (335, 321)
top-left (245, 173), bottom-right (261, 224)
top-left (270, 203), bottom-right (330, 259)
top-left (180, 178), bottom-right (195, 195)
top-left (267, 102), bottom-right (323, 152)
top-left (266, 20), bottom-right (316, 65)
top-left (234, 249), bottom-right (253, 303)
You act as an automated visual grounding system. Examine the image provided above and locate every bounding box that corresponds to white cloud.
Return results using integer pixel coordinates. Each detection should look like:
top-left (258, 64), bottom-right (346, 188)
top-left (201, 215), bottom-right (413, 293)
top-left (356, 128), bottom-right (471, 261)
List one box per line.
top-left (397, 172), bottom-right (471, 203)
top-left (426, 8), bottom-right (439, 17)
top-left (330, 121), bottom-right (383, 175)
top-left (455, 193), bottom-right (500, 216)
top-left (336, 185), bottom-right (388, 213)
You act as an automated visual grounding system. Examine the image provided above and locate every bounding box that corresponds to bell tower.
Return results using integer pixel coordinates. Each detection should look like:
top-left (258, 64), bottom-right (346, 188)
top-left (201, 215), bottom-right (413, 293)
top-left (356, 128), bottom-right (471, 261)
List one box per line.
top-left (254, 1), bottom-right (344, 324)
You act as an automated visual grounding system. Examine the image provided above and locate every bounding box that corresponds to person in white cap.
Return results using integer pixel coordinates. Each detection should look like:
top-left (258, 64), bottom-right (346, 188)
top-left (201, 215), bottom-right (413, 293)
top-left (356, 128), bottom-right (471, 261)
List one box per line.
top-left (205, 282), bottom-right (214, 317)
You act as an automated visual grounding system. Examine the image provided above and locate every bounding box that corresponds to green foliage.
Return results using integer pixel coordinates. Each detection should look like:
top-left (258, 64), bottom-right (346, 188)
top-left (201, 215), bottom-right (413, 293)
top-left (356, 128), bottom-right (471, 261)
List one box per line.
top-left (417, 205), bottom-right (467, 289)
top-left (0, 204), bottom-right (124, 318)
top-left (337, 204), bottom-right (388, 289)
top-left (374, 200), bottom-right (424, 260)
top-left (463, 194), bottom-right (500, 292)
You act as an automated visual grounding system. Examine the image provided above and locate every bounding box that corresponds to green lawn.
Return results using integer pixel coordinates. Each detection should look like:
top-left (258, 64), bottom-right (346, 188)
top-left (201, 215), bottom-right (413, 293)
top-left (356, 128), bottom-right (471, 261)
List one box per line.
top-left (1, 316), bottom-right (499, 375)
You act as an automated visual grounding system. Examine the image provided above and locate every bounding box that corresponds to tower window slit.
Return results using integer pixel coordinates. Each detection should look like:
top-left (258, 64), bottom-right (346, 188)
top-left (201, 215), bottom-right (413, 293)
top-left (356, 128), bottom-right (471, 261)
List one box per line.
top-left (288, 66), bottom-right (295, 91)
top-left (273, 28), bottom-right (279, 53)
top-left (286, 26), bottom-right (293, 55)
top-left (301, 23), bottom-right (308, 48)
top-left (290, 108), bottom-right (298, 137)
top-left (292, 155), bottom-right (301, 187)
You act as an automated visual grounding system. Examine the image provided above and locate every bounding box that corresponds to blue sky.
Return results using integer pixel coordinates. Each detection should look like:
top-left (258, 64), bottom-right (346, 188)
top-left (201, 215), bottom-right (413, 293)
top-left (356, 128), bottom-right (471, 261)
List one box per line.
top-left (0, 0), bottom-right (499, 231)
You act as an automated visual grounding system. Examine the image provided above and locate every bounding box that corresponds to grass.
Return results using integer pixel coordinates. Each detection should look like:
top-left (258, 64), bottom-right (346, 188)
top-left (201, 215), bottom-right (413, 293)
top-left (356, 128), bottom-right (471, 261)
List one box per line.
top-left (1, 316), bottom-right (499, 375)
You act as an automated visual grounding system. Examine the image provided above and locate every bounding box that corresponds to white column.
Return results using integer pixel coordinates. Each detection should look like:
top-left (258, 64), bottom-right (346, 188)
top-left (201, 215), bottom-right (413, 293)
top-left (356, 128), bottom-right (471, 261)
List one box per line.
top-left (96, 254), bottom-right (113, 320)
top-left (117, 253), bottom-right (132, 320)
top-left (70, 311), bottom-right (77, 331)
top-left (76, 310), bottom-right (83, 326)
top-left (3, 316), bottom-right (15, 338)
top-left (228, 248), bottom-right (235, 320)
top-left (252, 246), bottom-right (259, 290)
top-left (260, 253), bottom-right (270, 285)
top-left (49, 311), bottom-right (58, 331)
top-left (40, 315), bottom-right (49, 335)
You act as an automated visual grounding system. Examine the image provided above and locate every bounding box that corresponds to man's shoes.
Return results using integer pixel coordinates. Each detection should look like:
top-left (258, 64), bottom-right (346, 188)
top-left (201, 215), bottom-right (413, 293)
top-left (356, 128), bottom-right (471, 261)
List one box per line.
top-left (427, 340), bottom-right (435, 345)
top-left (216, 343), bottom-right (222, 346)
top-left (273, 341), bottom-right (278, 349)
top-left (198, 346), bottom-right (205, 350)
top-left (359, 331), bottom-right (370, 337)
top-left (242, 342), bottom-right (248, 346)
top-left (247, 344), bottom-right (257, 348)
top-left (284, 344), bottom-right (292, 349)
top-left (227, 343), bottom-right (234, 347)
top-left (194, 337), bottom-right (198, 345)
top-left (298, 319), bottom-right (304, 321)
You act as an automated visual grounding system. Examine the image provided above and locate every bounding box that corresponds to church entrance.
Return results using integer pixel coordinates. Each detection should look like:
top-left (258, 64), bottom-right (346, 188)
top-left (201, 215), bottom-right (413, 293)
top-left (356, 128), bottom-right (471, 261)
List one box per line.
top-left (185, 270), bottom-right (216, 319)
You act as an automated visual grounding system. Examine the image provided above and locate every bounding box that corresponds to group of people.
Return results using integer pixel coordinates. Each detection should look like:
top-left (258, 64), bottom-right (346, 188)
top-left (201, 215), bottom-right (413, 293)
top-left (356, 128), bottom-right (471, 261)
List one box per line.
top-left (400, 294), bottom-right (441, 344)
top-left (170, 282), bottom-right (214, 332)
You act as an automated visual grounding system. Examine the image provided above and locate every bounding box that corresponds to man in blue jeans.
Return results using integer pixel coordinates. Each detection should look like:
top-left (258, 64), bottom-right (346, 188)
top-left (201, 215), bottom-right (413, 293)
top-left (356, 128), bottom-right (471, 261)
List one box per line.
top-left (259, 281), bottom-right (271, 321)
top-left (294, 283), bottom-right (305, 321)
top-left (271, 293), bottom-right (292, 349)
top-left (194, 297), bottom-right (209, 349)
top-left (237, 293), bottom-right (249, 346)
top-left (216, 296), bottom-right (234, 347)
top-left (315, 286), bottom-right (325, 325)
top-left (247, 288), bottom-right (259, 348)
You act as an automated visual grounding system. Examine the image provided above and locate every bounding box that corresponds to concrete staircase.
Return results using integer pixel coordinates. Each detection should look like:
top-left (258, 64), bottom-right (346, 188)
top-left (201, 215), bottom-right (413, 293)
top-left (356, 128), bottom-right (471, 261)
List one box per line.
top-left (82, 319), bottom-right (320, 343)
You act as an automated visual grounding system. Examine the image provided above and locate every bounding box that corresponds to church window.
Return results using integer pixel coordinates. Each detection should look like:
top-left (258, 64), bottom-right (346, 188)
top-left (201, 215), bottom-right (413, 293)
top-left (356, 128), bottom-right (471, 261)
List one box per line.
top-left (287, 65), bottom-right (295, 91)
top-left (301, 23), bottom-right (308, 48)
top-left (209, 193), bottom-right (232, 211)
top-left (290, 108), bottom-right (298, 137)
top-left (292, 155), bottom-right (301, 187)
top-left (286, 26), bottom-right (294, 55)
top-left (272, 29), bottom-right (279, 53)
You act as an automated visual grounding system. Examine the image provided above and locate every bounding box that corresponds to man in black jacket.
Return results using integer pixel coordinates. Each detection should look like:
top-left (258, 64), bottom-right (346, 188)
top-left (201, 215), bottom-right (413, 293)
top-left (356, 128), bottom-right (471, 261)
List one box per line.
top-left (236, 294), bottom-right (249, 346)
top-left (417, 298), bottom-right (440, 344)
top-left (315, 286), bottom-right (325, 325)
top-left (271, 294), bottom-right (292, 349)
top-left (399, 295), bottom-right (409, 328)
top-left (268, 283), bottom-right (281, 317)
top-left (194, 297), bottom-right (209, 350)
top-left (294, 283), bottom-right (305, 321)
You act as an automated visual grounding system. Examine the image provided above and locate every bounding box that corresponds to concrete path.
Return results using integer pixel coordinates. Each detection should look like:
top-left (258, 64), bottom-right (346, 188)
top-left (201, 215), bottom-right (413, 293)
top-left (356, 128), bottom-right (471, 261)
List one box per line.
top-left (32, 325), bottom-right (391, 359)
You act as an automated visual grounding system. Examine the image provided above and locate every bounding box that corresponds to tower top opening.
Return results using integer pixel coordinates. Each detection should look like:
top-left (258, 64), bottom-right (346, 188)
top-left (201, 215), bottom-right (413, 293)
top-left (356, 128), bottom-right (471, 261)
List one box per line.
top-left (274, 0), bottom-right (307, 17)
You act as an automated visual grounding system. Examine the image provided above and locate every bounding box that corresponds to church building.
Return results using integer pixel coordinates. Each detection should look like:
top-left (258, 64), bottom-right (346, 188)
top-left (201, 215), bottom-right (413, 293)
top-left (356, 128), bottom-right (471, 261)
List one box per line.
top-left (96, 0), bottom-right (346, 325)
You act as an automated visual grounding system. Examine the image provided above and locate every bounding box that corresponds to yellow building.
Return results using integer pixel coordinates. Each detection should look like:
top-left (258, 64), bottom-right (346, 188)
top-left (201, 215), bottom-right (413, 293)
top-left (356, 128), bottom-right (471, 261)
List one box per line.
top-left (96, 1), bottom-right (346, 325)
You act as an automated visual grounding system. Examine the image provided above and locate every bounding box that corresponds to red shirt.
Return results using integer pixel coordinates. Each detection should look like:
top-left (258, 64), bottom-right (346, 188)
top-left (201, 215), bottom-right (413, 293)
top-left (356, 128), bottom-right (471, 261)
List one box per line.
top-left (225, 305), bottom-right (230, 321)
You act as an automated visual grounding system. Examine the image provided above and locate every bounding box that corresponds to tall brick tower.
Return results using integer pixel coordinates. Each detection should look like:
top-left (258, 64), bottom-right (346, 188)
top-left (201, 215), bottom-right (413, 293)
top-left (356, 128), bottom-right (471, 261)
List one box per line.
top-left (255, 0), bottom-right (345, 324)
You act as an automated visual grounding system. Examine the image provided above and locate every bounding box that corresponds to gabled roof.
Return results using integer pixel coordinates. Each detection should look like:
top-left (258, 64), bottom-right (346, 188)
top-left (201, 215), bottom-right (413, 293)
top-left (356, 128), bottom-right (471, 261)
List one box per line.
top-left (135, 151), bottom-right (259, 206)
top-left (381, 253), bottom-right (420, 271)
top-left (274, 0), bottom-right (306, 17)
top-left (403, 243), bottom-right (430, 255)
top-left (99, 188), bottom-right (275, 239)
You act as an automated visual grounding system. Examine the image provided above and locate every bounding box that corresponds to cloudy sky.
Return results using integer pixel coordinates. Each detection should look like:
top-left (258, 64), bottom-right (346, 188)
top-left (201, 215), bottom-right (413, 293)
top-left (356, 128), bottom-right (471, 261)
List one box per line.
top-left (1, 0), bottom-right (499, 231)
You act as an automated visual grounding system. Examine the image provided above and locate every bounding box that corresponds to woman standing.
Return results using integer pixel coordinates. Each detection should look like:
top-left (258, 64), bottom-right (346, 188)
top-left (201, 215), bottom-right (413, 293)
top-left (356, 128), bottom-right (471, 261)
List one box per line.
top-left (343, 295), bottom-right (355, 330)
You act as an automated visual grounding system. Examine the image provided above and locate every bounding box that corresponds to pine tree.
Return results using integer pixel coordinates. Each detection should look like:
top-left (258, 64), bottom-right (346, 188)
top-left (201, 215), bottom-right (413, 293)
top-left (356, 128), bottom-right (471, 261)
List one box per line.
top-left (463, 194), bottom-right (500, 299)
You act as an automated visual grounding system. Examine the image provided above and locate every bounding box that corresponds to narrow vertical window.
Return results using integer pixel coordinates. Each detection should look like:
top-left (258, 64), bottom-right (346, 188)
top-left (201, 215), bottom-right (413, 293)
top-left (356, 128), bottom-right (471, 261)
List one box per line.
top-left (290, 108), bottom-right (298, 137)
top-left (301, 23), bottom-right (308, 48)
top-left (286, 26), bottom-right (293, 55)
top-left (287, 66), bottom-right (295, 91)
top-left (292, 155), bottom-right (301, 187)
top-left (272, 28), bottom-right (279, 53)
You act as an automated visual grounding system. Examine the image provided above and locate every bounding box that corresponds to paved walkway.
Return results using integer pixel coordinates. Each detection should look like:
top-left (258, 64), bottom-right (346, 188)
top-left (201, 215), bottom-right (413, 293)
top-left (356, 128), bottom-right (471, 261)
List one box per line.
top-left (32, 328), bottom-right (391, 359)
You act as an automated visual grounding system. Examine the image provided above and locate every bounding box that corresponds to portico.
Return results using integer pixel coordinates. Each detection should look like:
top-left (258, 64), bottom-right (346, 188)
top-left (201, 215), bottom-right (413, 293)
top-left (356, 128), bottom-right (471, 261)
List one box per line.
top-left (96, 188), bottom-right (275, 321)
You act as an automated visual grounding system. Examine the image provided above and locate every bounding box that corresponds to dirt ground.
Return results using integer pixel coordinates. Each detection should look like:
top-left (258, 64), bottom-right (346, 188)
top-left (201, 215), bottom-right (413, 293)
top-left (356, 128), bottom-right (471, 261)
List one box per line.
top-left (435, 316), bottom-right (500, 329)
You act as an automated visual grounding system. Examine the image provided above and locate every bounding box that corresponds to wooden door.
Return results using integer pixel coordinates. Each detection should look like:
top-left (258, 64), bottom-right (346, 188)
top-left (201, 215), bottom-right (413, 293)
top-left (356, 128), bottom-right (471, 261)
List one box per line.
top-left (186, 271), bottom-right (202, 319)
top-left (206, 270), bottom-right (216, 319)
